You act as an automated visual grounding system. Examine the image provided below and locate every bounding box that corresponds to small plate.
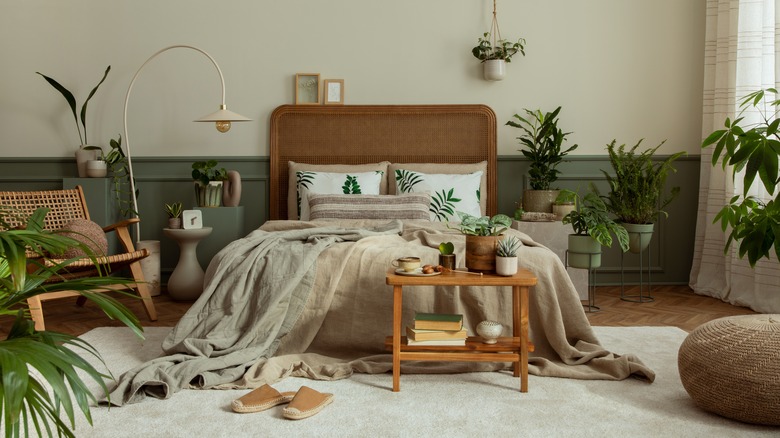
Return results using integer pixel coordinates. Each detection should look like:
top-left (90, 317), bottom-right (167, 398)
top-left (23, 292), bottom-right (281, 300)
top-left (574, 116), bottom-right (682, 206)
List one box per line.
top-left (395, 268), bottom-right (442, 277)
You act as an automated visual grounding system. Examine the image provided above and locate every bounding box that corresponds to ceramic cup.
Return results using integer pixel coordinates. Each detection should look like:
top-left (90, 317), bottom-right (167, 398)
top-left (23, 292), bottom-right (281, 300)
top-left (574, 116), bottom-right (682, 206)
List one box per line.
top-left (392, 256), bottom-right (422, 272)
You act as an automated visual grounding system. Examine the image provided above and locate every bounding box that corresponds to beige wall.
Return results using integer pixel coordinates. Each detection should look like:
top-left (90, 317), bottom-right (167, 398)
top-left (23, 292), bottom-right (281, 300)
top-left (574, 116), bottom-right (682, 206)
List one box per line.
top-left (0, 0), bottom-right (705, 158)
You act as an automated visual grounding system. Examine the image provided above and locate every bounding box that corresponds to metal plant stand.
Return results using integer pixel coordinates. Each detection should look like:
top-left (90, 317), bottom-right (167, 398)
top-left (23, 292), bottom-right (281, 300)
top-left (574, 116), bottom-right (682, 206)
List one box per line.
top-left (620, 229), bottom-right (654, 303)
top-left (565, 249), bottom-right (600, 313)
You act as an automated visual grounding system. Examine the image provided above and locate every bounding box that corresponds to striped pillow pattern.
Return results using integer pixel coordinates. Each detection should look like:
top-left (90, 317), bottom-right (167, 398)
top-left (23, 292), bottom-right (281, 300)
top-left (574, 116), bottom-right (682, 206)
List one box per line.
top-left (308, 193), bottom-right (431, 220)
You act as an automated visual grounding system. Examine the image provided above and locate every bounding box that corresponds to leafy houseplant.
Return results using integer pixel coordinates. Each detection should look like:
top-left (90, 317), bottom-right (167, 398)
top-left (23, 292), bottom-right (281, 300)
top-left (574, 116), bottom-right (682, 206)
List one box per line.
top-left (702, 88), bottom-right (780, 266)
top-left (450, 212), bottom-right (513, 272)
top-left (37, 66), bottom-right (111, 177)
top-left (472, 32), bottom-right (526, 63)
top-left (0, 206), bottom-right (142, 438)
top-left (438, 241), bottom-right (456, 269)
top-left (562, 191), bottom-right (629, 269)
top-left (601, 139), bottom-right (686, 253)
top-left (506, 106), bottom-right (579, 212)
top-left (192, 160), bottom-right (228, 207)
top-left (552, 188), bottom-right (577, 221)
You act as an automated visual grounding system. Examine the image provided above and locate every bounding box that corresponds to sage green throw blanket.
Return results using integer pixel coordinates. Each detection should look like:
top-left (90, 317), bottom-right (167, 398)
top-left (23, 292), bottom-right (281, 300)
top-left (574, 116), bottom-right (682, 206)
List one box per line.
top-left (107, 221), bottom-right (404, 406)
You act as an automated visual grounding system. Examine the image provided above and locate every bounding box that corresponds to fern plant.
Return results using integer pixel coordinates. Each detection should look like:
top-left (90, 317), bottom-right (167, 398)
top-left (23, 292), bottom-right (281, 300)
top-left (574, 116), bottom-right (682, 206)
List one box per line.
top-left (496, 236), bottom-right (521, 257)
top-left (601, 140), bottom-right (686, 224)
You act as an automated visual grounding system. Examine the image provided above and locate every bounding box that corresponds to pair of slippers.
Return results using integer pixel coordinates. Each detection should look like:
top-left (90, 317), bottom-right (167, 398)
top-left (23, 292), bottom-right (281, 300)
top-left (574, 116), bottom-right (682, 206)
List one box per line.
top-left (231, 384), bottom-right (333, 420)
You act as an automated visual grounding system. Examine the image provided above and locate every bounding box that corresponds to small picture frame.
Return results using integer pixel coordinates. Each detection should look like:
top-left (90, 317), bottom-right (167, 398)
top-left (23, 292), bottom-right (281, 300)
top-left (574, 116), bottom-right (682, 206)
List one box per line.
top-left (181, 210), bottom-right (203, 229)
top-left (323, 79), bottom-right (344, 105)
top-left (295, 73), bottom-right (321, 105)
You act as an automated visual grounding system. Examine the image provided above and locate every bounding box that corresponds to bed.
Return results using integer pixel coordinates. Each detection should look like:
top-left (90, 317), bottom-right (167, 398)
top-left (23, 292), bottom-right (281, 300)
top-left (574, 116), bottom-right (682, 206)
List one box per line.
top-left (108, 105), bottom-right (654, 406)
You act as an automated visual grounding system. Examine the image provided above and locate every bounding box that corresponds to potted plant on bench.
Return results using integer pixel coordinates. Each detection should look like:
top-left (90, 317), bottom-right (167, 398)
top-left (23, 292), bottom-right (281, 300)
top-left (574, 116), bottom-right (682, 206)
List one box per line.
top-left (450, 212), bottom-right (513, 272)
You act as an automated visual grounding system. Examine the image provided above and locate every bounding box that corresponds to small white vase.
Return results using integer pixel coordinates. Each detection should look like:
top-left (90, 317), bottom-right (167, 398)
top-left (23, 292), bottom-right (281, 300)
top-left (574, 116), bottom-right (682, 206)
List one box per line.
top-left (476, 320), bottom-right (503, 344)
top-left (483, 59), bottom-right (506, 81)
top-left (85, 160), bottom-right (107, 177)
top-left (75, 147), bottom-right (96, 177)
top-left (495, 256), bottom-right (518, 276)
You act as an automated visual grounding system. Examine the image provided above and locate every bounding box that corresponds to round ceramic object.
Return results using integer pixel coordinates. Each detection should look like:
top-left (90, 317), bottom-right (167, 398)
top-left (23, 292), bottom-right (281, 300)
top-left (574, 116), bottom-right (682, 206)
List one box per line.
top-left (495, 256), bottom-right (518, 276)
top-left (476, 320), bottom-right (503, 344)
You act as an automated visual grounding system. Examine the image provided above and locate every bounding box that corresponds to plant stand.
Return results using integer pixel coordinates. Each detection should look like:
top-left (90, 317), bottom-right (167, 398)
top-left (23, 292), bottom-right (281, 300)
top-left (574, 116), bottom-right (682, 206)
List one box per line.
top-left (565, 249), bottom-right (599, 313)
top-left (620, 228), bottom-right (654, 303)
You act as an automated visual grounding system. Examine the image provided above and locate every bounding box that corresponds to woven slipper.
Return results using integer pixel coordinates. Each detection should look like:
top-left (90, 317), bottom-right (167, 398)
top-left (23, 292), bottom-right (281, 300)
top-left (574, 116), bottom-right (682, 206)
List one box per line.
top-left (282, 386), bottom-right (334, 420)
top-left (231, 384), bottom-right (296, 413)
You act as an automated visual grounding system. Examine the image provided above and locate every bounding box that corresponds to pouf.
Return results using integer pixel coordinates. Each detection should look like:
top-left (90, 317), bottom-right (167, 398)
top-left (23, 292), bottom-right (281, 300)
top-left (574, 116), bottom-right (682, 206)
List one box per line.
top-left (678, 314), bottom-right (780, 425)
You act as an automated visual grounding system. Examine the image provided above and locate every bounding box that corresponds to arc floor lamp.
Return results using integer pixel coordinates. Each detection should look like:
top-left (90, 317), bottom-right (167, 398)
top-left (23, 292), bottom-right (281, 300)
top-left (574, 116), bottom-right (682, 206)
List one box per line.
top-left (122, 44), bottom-right (251, 240)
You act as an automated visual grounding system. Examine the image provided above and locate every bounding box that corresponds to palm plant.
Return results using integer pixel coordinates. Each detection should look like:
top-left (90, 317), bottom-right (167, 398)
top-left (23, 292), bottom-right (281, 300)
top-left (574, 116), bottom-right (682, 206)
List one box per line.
top-left (0, 206), bottom-right (143, 438)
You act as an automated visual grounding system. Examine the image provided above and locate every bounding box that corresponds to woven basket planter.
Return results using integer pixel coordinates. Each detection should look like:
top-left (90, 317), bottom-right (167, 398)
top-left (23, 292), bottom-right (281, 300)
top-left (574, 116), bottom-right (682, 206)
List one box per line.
top-left (678, 314), bottom-right (780, 425)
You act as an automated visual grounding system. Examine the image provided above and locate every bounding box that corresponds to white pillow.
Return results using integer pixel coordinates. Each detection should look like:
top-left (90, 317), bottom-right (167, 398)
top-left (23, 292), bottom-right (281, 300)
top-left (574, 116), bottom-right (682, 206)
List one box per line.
top-left (297, 171), bottom-right (384, 220)
top-left (394, 170), bottom-right (483, 222)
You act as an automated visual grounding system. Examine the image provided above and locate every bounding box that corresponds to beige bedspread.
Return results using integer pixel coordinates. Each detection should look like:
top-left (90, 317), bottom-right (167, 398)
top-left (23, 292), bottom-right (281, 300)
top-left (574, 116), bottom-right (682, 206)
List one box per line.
top-left (232, 219), bottom-right (654, 386)
top-left (108, 219), bottom-right (653, 406)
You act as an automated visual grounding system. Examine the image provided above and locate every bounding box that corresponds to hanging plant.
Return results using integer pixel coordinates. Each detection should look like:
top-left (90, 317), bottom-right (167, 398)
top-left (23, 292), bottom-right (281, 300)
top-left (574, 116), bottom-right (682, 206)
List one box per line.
top-left (471, 0), bottom-right (526, 81)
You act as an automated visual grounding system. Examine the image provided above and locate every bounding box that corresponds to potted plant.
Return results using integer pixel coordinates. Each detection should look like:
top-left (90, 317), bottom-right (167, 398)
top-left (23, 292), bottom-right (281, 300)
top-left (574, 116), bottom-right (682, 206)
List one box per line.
top-left (472, 32), bottom-right (526, 81)
top-left (438, 241), bottom-right (456, 270)
top-left (495, 235), bottom-right (520, 276)
top-left (562, 191), bottom-right (629, 269)
top-left (36, 66), bottom-right (111, 177)
top-left (506, 106), bottom-right (578, 213)
top-left (600, 139), bottom-right (686, 253)
top-left (0, 206), bottom-right (143, 437)
top-left (449, 212), bottom-right (513, 272)
top-left (552, 189), bottom-right (577, 221)
top-left (703, 88), bottom-right (780, 267)
top-left (192, 160), bottom-right (228, 207)
top-left (165, 202), bottom-right (183, 229)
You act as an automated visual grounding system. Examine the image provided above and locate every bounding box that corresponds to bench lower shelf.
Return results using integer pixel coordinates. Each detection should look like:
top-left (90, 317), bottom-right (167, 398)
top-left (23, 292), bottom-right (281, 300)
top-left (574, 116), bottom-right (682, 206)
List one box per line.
top-left (385, 336), bottom-right (534, 360)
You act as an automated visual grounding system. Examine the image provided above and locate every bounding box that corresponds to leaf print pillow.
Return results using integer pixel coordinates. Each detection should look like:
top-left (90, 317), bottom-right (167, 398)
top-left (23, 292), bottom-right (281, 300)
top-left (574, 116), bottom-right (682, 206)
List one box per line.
top-left (296, 170), bottom-right (384, 220)
top-left (394, 170), bottom-right (483, 221)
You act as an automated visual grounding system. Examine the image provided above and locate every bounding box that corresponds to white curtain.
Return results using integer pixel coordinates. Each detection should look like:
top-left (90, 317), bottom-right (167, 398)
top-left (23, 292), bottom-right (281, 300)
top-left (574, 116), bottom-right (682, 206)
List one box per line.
top-left (690, 0), bottom-right (780, 313)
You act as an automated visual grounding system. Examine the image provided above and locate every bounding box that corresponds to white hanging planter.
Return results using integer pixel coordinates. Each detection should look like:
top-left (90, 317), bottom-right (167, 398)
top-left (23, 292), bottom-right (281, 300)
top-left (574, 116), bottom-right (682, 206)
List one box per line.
top-left (483, 60), bottom-right (506, 81)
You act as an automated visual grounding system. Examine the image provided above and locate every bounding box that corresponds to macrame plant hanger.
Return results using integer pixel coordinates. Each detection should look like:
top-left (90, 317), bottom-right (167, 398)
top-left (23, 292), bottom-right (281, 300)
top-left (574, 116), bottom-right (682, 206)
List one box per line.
top-left (489, 0), bottom-right (502, 51)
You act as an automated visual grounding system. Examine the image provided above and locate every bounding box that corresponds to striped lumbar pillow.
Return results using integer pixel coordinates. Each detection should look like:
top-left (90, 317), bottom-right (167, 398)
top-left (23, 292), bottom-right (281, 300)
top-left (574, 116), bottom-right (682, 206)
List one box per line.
top-left (308, 193), bottom-right (431, 220)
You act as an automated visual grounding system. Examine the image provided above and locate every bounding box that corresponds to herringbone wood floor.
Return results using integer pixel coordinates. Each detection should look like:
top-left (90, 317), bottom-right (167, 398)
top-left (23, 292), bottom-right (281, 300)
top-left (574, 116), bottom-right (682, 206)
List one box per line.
top-left (0, 284), bottom-right (757, 337)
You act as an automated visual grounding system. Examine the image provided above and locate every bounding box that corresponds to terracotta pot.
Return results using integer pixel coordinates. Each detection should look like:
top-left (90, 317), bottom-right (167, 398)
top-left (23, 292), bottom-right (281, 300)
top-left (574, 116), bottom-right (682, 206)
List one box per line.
top-left (465, 234), bottom-right (503, 273)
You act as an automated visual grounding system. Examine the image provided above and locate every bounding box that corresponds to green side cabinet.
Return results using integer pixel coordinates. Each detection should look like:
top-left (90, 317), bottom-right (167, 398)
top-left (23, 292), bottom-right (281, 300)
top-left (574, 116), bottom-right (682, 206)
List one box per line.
top-left (194, 206), bottom-right (246, 269)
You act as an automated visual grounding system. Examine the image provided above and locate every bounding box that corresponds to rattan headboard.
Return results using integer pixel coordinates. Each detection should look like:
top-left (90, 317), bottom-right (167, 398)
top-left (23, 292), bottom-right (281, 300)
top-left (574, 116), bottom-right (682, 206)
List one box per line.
top-left (269, 104), bottom-right (497, 220)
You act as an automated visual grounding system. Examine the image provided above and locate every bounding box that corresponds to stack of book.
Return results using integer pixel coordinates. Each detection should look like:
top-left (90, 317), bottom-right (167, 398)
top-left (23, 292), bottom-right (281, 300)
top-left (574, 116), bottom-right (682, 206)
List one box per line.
top-left (407, 312), bottom-right (467, 346)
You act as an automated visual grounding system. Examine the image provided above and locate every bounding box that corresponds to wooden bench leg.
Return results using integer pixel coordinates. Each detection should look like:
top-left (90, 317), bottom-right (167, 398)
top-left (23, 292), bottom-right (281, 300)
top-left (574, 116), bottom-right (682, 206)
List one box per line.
top-left (129, 260), bottom-right (158, 322)
top-left (27, 296), bottom-right (45, 331)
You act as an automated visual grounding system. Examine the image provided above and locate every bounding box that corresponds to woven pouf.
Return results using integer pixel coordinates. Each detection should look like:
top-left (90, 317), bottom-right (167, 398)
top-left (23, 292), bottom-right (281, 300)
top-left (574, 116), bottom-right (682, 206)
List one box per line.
top-left (678, 314), bottom-right (780, 425)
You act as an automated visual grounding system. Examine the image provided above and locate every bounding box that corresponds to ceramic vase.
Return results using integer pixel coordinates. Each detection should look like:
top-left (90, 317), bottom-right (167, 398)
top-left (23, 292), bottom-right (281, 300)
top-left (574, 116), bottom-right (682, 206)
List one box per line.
top-left (483, 60), bottom-right (506, 81)
top-left (195, 181), bottom-right (223, 207)
top-left (476, 320), bottom-right (503, 344)
top-left (222, 170), bottom-right (242, 207)
top-left (495, 256), bottom-right (518, 276)
top-left (86, 160), bottom-right (107, 177)
top-left (75, 147), bottom-right (96, 177)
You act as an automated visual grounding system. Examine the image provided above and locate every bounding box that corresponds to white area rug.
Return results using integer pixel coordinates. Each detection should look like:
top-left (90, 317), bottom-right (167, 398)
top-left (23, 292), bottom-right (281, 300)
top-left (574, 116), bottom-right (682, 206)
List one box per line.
top-left (70, 326), bottom-right (778, 437)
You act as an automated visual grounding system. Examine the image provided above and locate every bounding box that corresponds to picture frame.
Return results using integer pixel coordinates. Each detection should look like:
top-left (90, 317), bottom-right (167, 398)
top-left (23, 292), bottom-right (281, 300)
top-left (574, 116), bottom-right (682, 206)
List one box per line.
top-left (323, 79), bottom-right (345, 105)
top-left (295, 73), bottom-right (321, 105)
top-left (181, 210), bottom-right (203, 229)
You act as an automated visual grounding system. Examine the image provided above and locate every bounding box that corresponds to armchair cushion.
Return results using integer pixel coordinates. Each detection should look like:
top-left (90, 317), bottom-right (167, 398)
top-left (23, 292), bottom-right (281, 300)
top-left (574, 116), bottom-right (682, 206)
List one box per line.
top-left (60, 218), bottom-right (108, 258)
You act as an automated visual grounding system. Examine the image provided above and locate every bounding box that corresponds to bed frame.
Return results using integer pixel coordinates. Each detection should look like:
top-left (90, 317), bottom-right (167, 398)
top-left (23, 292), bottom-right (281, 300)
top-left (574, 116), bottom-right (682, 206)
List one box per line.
top-left (269, 104), bottom-right (497, 220)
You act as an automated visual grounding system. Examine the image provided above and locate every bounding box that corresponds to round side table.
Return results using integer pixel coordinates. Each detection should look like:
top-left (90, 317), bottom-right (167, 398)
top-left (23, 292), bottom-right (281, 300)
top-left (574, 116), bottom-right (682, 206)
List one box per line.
top-left (163, 227), bottom-right (212, 300)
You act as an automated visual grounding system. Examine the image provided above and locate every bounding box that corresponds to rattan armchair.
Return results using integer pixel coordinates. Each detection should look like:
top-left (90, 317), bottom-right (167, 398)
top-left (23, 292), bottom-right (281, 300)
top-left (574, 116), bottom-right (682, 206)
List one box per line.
top-left (0, 186), bottom-right (157, 330)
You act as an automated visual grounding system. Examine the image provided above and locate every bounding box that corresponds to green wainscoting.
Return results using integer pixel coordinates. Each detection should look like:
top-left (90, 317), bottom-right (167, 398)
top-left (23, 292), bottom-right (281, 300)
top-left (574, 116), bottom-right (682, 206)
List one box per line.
top-left (0, 155), bottom-right (700, 286)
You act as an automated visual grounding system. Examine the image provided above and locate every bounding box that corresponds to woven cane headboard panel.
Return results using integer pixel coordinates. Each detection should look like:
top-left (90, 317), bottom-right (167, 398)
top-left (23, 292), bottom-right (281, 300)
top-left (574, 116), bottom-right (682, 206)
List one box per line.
top-left (269, 104), bottom-right (497, 220)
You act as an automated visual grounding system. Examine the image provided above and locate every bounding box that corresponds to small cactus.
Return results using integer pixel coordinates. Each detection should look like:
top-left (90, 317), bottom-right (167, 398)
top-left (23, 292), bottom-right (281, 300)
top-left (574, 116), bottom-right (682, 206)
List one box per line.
top-left (496, 236), bottom-right (521, 257)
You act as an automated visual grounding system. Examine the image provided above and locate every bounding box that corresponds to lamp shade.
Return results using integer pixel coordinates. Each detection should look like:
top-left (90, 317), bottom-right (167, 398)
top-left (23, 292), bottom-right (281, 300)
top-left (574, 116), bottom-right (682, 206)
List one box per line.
top-left (194, 105), bottom-right (252, 122)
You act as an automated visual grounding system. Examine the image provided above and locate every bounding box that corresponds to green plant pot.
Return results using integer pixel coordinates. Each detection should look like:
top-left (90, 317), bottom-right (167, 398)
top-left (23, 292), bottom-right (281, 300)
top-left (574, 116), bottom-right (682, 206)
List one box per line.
top-left (567, 234), bottom-right (602, 269)
top-left (622, 223), bottom-right (654, 254)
